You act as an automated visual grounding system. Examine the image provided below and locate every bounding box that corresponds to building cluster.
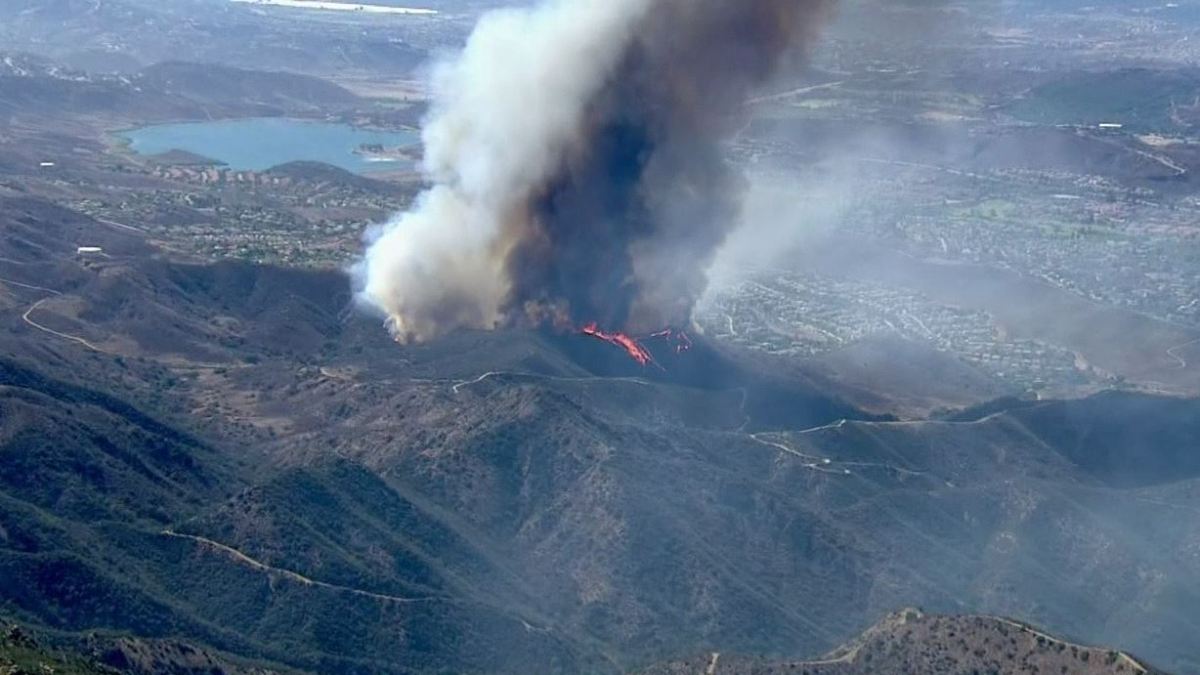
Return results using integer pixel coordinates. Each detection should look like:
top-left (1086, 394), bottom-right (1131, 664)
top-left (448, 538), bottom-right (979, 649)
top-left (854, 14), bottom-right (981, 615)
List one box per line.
top-left (69, 164), bottom-right (414, 268)
top-left (697, 270), bottom-right (1092, 393)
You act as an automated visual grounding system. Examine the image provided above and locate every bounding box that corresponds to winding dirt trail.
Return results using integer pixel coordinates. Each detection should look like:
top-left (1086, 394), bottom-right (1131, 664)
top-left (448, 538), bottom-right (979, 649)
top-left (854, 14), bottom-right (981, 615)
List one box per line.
top-left (746, 80), bottom-right (844, 105)
top-left (21, 297), bottom-right (107, 352)
top-left (162, 530), bottom-right (442, 605)
top-left (450, 370), bottom-right (650, 394)
top-left (1166, 337), bottom-right (1200, 370)
top-left (0, 276), bottom-right (61, 295)
top-left (0, 277), bottom-right (107, 352)
top-left (993, 617), bottom-right (1148, 674)
top-left (749, 432), bottom-right (847, 475)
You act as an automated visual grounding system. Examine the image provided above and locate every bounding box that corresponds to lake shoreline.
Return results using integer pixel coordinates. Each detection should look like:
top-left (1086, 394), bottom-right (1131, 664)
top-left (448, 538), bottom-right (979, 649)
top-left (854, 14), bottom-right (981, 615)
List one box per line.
top-left (116, 117), bottom-right (421, 175)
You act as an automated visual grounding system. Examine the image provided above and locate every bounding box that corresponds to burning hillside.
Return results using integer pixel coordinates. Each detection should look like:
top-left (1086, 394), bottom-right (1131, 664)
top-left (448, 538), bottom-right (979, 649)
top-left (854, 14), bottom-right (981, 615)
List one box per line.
top-left (580, 323), bottom-right (693, 368)
top-left (356, 0), bottom-right (834, 343)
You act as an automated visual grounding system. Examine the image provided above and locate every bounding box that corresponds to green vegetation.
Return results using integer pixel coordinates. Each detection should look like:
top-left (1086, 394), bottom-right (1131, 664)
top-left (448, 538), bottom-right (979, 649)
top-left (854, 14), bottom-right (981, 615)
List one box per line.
top-left (0, 624), bottom-right (115, 675)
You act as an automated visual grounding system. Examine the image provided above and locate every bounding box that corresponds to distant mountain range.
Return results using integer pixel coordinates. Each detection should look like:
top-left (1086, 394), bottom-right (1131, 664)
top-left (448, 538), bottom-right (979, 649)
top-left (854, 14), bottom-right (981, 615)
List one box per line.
top-left (0, 54), bottom-right (362, 121)
top-left (0, 0), bottom-right (429, 79)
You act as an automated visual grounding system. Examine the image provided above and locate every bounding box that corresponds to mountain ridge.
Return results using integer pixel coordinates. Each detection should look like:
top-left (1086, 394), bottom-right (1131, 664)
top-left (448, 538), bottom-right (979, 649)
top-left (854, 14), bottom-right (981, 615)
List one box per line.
top-left (2, 220), bottom-right (1199, 673)
top-left (639, 608), bottom-right (1163, 674)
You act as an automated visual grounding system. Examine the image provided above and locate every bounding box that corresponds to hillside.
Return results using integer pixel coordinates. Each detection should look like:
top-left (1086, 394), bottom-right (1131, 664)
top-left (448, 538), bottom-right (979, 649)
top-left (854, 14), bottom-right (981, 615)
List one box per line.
top-left (5, 0), bottom-right (1200, 672)
top-left (1, 623), bottom-right (116, 675)
top-left (1, 619), bottom-right (305, 674)
top-left (0, 53), bottom-right (362, 122)
top-left (1, 210), bottom-right (1199, 673)
top-left (137, 62), bottom-right (361, 112)
top-left (640, 609), bottom-right (1161, 674)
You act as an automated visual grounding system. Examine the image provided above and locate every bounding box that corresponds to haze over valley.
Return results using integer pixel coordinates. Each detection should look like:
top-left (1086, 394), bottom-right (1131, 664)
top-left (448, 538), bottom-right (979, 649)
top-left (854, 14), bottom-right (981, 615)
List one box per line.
top-left (1, 1), bottom-right (1199, 673)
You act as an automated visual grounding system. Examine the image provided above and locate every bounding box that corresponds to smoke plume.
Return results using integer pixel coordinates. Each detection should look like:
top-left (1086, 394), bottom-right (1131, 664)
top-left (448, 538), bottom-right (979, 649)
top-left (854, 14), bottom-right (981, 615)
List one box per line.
top-left (357, 0), bottom-right (834, 342)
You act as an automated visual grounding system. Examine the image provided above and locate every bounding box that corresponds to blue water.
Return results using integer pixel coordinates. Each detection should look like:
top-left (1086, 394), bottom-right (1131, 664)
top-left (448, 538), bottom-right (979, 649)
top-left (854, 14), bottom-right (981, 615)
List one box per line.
top-left (121, 118), bottom-right (419, 174)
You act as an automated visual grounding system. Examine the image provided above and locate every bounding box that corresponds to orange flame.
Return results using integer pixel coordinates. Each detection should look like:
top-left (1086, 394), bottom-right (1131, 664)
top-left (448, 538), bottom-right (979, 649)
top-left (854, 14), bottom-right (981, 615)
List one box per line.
top-left (581, 322), bottom-right (655, 366)
top-left (580, 324), bottom-right (694, 366)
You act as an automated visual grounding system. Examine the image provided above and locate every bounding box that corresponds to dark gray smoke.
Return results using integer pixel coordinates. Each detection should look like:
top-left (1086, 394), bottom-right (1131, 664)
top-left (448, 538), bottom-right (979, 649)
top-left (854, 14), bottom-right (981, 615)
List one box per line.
top-left (358, 0), bottom-right (834, 341)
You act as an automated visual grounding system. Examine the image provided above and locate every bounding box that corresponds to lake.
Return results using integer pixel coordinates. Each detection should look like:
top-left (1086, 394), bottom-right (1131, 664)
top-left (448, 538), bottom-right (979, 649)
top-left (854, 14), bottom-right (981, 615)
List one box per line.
top-left (120, 118), bottom-right (420, 174)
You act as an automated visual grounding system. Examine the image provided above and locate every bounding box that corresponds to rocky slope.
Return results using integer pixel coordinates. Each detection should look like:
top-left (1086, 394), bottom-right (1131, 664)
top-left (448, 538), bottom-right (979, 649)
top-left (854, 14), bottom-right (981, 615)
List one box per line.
top-left (640, 609), bottom-right (1162, 674)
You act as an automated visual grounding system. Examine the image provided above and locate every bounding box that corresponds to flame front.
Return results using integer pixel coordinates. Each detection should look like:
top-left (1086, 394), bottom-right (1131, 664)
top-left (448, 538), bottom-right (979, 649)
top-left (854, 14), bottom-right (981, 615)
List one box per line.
top-left (581, 322), bottom-right (656, 366)
top-left (581, 323), bottom-right (694, 367)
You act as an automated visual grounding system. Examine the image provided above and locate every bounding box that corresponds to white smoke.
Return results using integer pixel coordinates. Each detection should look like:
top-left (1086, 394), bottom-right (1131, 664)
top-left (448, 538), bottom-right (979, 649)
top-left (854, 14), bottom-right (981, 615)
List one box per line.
top-left (356, 0), bottom-right (653, 342)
